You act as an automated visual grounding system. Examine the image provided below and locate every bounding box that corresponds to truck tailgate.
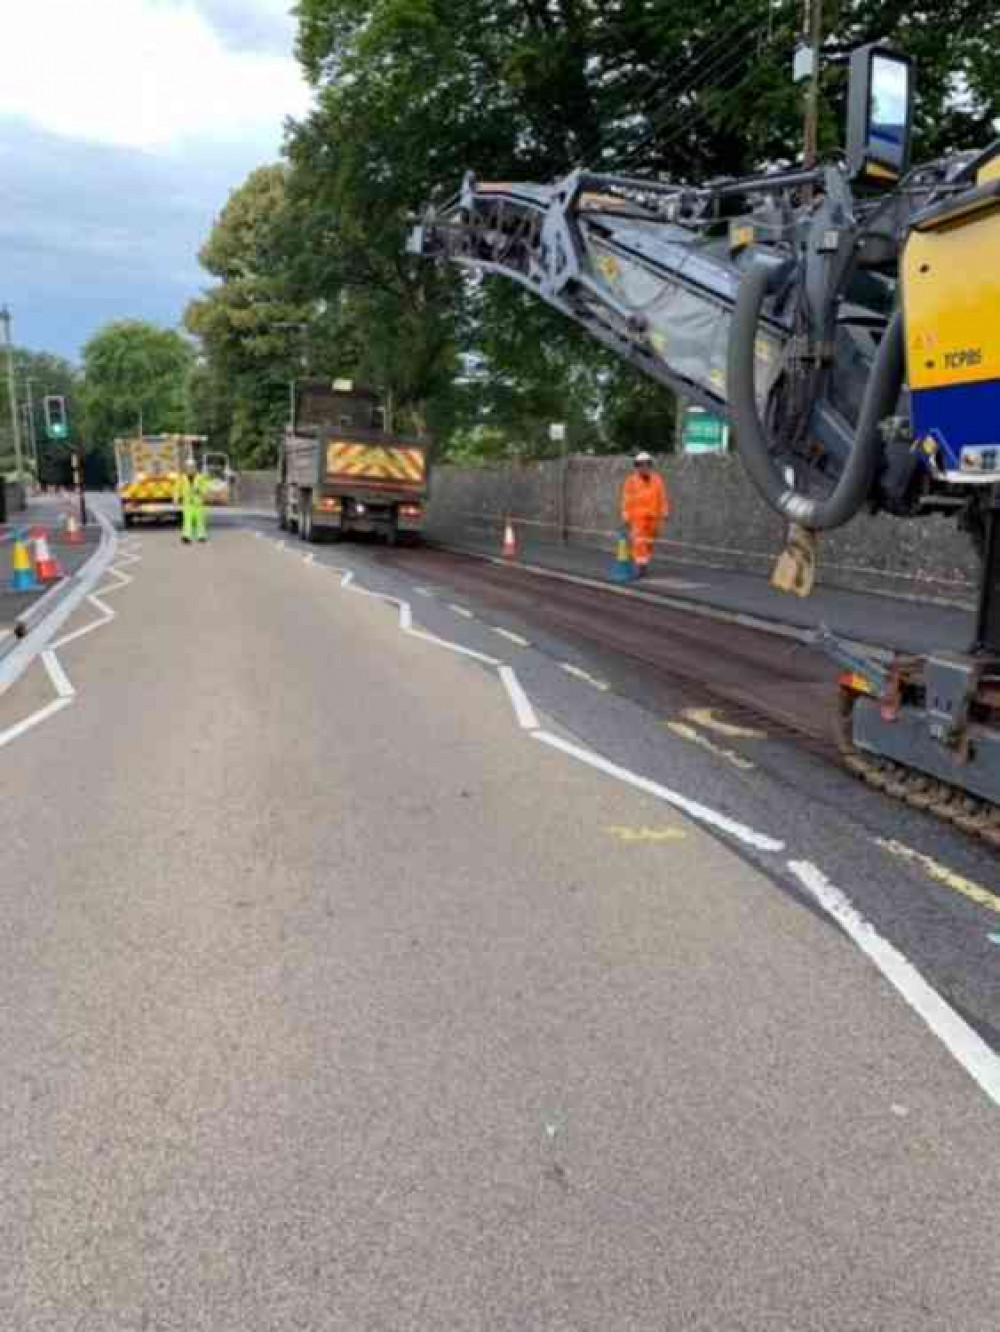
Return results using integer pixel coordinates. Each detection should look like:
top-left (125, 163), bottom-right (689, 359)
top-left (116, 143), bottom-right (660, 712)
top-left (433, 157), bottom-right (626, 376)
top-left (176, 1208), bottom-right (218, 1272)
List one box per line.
top-left (325, 440), bottom-right (426, 491)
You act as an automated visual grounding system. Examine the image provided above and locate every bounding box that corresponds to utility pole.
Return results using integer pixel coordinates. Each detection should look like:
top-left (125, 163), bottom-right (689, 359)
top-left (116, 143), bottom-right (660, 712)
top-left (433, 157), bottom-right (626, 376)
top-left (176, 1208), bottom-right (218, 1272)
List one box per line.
top-left (1, 305), bottom-right (24, 483)
top-left (550, 422), bottom-right (568, 542)
top-left (801, 0), bottom-right (823, 170)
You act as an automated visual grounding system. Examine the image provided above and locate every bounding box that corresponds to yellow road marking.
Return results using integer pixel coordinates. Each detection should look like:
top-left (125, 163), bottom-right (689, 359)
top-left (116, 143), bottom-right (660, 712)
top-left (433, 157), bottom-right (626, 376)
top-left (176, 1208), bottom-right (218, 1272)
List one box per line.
top-left (605, 825), bottom-right (687, 844)
top-left (666, 721), bottom-right (756, 772)
top-left (875, 838), bottom-right (1000, 916)
top-left (681, 707), bottom-right (765, 739)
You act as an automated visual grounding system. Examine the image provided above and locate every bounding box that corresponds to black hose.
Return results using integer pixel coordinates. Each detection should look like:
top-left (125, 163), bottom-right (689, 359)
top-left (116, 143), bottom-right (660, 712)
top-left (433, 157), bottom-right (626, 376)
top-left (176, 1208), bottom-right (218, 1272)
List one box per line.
top-left (726, 262), bottom-right (904, 530)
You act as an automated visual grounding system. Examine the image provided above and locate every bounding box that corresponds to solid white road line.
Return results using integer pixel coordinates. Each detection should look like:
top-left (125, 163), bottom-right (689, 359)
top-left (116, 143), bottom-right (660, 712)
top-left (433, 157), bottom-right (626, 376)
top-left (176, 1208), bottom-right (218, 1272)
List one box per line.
top-left (789, 860), bottom-right (1000, 1109)
top-left (499, 665), bottom-right (539, 731)
top-left (49, 594), bottom-right (116, 651)
top-left (406, 627), bottom-right (501, 666)
top-left (0, 697), bottom-right (73, 751)
top-left (0, 509), bottom-right (117, 697)
top-left (99, 565), bottom-right (133, 593)
top-left (532, 730), bottom-right (785, 853)
top-left (448, 603), bottom-right (474, 619)
top-left (41, 650), bottom-right (75, 699)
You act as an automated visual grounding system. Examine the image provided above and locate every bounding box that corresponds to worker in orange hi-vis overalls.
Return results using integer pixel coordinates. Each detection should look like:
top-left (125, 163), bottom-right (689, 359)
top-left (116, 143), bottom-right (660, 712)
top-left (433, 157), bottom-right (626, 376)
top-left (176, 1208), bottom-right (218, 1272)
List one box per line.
top-left (621, 451), bottom-right (669, 578)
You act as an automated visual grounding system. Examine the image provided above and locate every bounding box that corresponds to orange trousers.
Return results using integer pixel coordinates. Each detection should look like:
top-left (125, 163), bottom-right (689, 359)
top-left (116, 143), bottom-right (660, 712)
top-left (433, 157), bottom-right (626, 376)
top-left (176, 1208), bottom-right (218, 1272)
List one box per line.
top-left (629, 515), bottom-right (659, 567)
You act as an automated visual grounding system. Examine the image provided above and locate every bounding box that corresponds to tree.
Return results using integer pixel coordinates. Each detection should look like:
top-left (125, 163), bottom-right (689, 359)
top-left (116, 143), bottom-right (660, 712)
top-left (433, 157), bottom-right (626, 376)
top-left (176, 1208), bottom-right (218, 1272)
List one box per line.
top-left (185, 165), bottom-right (317, 466)
top-left (190, 0), bottom-right (1000, 465)
top-left (0, 348), bottom-right (82, 484)
top-left (81, 321), bottom-right (195, 452)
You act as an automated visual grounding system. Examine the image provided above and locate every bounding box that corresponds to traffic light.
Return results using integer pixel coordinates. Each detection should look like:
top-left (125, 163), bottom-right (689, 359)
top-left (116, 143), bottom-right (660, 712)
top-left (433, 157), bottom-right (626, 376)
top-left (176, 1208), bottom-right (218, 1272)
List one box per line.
top-left (43, 395), bottom-right (69, 441)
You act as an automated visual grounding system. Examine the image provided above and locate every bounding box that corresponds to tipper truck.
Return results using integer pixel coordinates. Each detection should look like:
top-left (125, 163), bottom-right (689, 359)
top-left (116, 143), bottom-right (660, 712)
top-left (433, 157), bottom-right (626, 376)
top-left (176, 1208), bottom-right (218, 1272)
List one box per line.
top-left (277, 380), bottom-right (430, 544)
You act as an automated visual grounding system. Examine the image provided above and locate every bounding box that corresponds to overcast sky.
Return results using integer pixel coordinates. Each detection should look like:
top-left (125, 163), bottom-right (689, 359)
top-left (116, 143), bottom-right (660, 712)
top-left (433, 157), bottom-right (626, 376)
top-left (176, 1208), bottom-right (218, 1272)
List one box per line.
top-left (1, 0), bottom-right (312, 361)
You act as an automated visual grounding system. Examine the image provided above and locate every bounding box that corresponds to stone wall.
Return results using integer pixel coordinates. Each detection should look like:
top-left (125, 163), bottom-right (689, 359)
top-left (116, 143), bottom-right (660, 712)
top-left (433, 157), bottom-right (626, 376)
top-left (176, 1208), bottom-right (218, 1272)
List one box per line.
top-left (233, 471), bottom-right (278, 510)
top-left (426, 453), bottom-right (978, 604)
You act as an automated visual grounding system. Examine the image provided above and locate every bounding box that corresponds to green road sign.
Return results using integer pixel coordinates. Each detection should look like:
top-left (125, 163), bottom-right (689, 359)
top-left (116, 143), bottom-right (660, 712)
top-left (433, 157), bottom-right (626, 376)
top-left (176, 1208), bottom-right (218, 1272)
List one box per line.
top-left (681, 406), bottom-right (728, 454)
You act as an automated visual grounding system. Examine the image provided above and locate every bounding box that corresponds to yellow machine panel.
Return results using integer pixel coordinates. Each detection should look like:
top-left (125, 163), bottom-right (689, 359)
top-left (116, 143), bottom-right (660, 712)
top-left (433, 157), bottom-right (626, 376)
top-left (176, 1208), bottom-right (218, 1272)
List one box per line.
top-left (902, 203), bottom-right (1000, 467)
top-left (903, 209), bottom-right (1000, 393)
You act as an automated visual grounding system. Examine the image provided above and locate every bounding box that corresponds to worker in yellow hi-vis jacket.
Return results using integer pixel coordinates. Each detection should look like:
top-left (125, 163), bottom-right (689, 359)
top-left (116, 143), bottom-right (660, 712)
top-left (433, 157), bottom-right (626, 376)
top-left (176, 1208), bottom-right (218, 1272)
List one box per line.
top-left (174, 457), bottom-right (210, 544)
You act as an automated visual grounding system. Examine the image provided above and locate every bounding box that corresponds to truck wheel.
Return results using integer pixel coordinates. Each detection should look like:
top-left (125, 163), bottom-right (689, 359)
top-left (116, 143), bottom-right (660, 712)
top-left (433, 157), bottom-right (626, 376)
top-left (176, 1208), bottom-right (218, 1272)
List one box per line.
top-left (301, 507), bottom-right (313, 543)
top-left (122, 512), bottom-right (134, 530)
top-left (385, 521), bottom-right (398, 547)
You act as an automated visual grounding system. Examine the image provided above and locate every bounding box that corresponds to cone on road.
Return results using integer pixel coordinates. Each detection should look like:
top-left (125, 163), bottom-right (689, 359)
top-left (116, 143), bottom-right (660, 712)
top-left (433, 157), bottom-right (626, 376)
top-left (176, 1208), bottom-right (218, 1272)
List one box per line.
top-left (63, 510), bottom-right (85, 545)
top-left (9, 529), bottom-right (39, 592)
top-left (33, 530), bottom-right (63, 583)
top-left (502, 518), bottom-right (517, 560)
top-left (611, 526), bottom-right (634, 583)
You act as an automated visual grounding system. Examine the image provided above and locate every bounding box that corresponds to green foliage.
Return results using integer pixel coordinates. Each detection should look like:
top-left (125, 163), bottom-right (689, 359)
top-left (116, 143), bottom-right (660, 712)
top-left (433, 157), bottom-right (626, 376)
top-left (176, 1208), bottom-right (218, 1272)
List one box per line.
top-left (81, 321), bottom-right (194, 453)
top-left (0, 348), bottom-right (83, 483)
top-left (188, 0), bottom-right (1000, 465)
top-left (185, 165), bottom-right (317, 466)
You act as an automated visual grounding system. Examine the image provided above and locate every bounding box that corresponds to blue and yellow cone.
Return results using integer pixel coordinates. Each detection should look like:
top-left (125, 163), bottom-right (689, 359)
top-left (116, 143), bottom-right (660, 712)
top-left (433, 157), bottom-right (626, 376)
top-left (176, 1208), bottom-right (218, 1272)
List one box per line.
top-left (9, 528), bottom-right (40, 592)
top-left (611, 527), bottom-right (634, 583)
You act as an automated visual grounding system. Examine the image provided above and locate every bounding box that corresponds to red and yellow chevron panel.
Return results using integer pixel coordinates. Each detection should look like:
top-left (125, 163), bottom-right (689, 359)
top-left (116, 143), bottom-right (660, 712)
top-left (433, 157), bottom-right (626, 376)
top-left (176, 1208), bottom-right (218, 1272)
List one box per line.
top-left (120, 479), bottom-right (177, 501)
top-left (326, 441), bottom-right (425, 484)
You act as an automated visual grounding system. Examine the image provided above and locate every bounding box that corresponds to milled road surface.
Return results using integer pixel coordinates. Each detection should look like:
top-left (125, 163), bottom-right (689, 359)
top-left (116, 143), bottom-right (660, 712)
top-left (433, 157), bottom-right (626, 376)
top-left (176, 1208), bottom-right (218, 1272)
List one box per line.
top-left (2, 521), bottom-right (999, 1330)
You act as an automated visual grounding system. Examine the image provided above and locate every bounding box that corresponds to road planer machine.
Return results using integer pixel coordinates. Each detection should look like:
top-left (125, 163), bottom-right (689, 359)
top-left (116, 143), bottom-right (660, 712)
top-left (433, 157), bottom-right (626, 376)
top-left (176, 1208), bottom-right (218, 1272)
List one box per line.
top-left (409, 46), bottom-right (1000, 842)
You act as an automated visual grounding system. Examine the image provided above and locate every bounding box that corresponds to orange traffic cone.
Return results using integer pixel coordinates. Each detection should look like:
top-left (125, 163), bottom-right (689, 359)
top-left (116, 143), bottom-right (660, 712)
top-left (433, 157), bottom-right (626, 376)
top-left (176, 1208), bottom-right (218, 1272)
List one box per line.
top-left (63, 510), bottom-right (85, 545)
top-left (502, 518), bottom-right (517, 560)
top-left (33, 530), bottom-right (63, 583)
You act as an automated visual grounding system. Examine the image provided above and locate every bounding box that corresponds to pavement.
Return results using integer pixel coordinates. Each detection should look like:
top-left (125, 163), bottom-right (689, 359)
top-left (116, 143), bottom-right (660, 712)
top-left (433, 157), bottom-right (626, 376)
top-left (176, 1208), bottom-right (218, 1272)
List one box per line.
top-left (1, 505), bottom-right (999, 1329)
top-left (427, 518), bottom-right (977, 656)
top-left (0, 495), bottom-right (101, 639)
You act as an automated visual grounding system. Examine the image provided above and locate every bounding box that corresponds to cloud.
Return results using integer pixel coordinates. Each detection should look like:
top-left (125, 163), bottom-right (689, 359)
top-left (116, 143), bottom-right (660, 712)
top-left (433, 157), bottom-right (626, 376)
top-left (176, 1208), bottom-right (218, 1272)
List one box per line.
top-left (0, 121), bottom-right (278, 358)
top-left (194, 0), bottom-right (297, 54)
top-left (0, 0), bottom-right (310, 150)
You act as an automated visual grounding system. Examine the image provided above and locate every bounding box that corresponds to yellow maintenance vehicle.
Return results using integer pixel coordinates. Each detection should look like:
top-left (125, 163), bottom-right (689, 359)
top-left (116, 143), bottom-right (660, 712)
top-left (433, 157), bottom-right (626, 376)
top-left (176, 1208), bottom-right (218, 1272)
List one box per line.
top-left (410, 46), bottom-right (1000, 841)
top-left (116, 435), bottom-right (233, 528)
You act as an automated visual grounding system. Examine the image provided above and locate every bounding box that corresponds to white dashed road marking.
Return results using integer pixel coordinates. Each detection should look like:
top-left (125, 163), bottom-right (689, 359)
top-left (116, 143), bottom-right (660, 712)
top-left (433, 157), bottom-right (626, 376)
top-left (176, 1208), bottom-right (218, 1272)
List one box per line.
top-left (492, 627), bottom-right (531, 647)
top-left (559, 663), bottom-right (610, 691)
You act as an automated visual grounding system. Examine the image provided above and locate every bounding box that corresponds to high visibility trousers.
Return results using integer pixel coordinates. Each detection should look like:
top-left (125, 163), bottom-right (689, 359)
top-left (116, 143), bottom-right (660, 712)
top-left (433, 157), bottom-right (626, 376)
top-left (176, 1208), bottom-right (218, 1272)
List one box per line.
top-left (628, 515), bottom-right (658, 567)
top-left (182, 503), bottom-right (207, 542)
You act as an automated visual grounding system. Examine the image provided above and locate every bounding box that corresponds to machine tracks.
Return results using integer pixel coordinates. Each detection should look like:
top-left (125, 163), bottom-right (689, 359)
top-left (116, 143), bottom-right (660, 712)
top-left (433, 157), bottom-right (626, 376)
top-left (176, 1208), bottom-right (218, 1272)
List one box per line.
top-left (835, 690), bottom-right (1000, 850)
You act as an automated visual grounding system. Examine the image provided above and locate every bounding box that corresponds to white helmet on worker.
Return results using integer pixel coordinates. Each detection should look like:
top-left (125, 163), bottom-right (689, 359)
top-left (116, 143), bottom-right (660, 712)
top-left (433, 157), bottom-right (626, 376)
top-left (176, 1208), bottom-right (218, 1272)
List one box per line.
top-left (634, 450), bottom-right (653, 465)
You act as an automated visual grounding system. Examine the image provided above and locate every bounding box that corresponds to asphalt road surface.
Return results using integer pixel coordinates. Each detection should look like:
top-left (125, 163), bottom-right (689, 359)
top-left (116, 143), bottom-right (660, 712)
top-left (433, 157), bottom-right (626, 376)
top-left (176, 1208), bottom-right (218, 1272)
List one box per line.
top-left (2, 509), bottom-right (999, 1330)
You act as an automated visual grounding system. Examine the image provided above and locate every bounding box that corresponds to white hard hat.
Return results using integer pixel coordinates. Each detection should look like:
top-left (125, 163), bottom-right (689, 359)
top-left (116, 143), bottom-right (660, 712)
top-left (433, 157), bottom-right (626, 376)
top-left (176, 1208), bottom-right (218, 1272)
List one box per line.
top-left (634, 450), bottom-right (653, 464)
